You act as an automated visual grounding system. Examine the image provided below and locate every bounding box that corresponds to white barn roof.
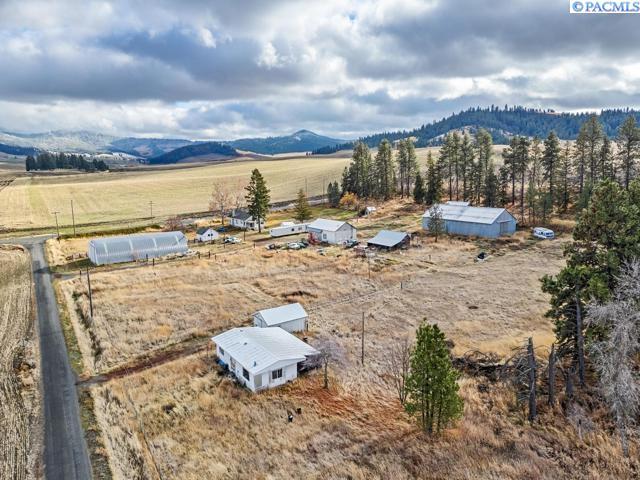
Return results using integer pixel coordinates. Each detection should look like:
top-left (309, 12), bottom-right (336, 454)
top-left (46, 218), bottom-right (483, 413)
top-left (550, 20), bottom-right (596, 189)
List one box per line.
top-left (307, 218), bottom-right (351, 232)
top-left (423, 203), bottom-right (514, 225)
top-left (255, 303), bottom-right (307, 327)
top-left (212, 327), bottom-right (318, 375)
top-left (367, 230), bottom-right (409, 248)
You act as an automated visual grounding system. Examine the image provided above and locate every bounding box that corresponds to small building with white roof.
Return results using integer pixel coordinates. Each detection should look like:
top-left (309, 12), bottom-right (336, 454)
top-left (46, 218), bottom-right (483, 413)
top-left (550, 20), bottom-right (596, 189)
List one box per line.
top-left (253, 303), bottom-right (308, 332)
top-left (422, 201), bottom-right (517, 238)
top-left (307, 218), bottom-right (357, 245)
top-left (211, 327), bottom-right (319, 392)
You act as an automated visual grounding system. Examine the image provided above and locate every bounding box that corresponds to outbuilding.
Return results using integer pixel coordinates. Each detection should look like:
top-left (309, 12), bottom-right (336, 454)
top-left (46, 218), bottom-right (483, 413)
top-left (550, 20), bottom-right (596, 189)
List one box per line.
top-left (367, 230), bottom-right (410, 250)
top-left (212, 327), bottom-right (319, 392)
top-left (253, 303), bottom-right (308, 332)
top-left (422, 201), bottom-right (517, 238)
top-left (230, 209), bottom-right (265, 231)
top-left (195, 227), bottom-right (219, 242)
top-left (269, 221), bottom-right (308, 238)
top-left (88, 231), bottom-right (188, 265)
top-left (307, 218), bottom-right (357, 245)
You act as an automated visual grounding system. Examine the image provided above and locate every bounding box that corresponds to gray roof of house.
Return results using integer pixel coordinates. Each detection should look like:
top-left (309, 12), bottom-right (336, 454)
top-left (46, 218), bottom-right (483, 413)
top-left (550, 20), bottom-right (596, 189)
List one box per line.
top-left (196, 227), bottom-right (211, 234)
top-left (367, 230), bottom-right (409, 248)
top-left (211, 327), bottom-right (318, 375)
top-left (423, 203), bottom-right (515, 225)
top-left (232, 210), bottom-right (252, 221)
top-left (307, 218), bottom-right (353, 232)
top-left (254, 303), bottom-right (308, 326)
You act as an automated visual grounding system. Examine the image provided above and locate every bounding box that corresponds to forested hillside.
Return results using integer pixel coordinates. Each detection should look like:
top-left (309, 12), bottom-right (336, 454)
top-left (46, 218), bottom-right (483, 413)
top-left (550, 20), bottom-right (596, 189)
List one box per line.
top-left (315, 106), bottom-right (640, 153)
top-left (147, 141), bottom-right (238, 164)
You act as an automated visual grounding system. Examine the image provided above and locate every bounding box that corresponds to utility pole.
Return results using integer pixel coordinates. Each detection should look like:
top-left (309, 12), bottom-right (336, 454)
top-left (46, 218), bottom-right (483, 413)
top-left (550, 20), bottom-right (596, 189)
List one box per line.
top-left (149, 200), bottom-right (154, 218)
top-left (87, 267), bottom-right (94, 319)
top-left (361, 312), bottom-right (365, 366)
top-left (70, 199), bottom-right (76, 236)
top-left (52, 211), bottom-right (60, 239)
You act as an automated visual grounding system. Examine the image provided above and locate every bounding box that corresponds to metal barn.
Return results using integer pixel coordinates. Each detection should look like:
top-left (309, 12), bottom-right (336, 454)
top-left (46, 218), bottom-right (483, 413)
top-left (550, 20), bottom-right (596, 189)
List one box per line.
top-left (87, 231), bottom-right (188, 265)
top-left (422, 202), bottom-right (517, 238)
top-left (367, 230), bottom-right (410, 250)
top-left (253, 303), bottom-right (308, 332)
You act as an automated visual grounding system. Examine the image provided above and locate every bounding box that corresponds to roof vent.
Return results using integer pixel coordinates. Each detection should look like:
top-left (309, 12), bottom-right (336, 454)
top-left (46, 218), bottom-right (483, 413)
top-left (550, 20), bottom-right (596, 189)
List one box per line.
top-left (253, 361), bottom-right (257, 366)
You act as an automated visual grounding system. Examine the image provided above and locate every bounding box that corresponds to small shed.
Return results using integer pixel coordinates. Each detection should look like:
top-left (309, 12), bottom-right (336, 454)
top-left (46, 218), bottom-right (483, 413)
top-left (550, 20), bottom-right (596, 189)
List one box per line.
top-left (253, 303), bottom-right (308, 332)
top-left (212, 327), bottom-right (319, 392)
top-left (88, 231), bottom-right (188, 265)
top-left (307, 218), bottom-right (357, 245)
top-left (230, 209), bottom-right (265, 231)
top-left (422, 202), bottom-right (517, 238)
top-left (196, 227), bottom-right (219, 242)
top-left (367, 230), bottom-right (410, 250)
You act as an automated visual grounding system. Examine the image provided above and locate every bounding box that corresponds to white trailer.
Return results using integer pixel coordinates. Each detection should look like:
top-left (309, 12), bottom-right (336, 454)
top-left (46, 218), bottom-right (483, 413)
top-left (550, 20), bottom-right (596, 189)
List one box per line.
top-left (269, 222), bottom-right (308, 238)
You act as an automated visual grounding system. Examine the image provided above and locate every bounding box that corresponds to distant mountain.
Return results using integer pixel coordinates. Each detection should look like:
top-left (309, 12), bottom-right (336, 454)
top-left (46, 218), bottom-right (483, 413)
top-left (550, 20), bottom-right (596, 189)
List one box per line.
top-left (0, 130), bottom-right (117, 153)
top-left (147, 141), bottom-right (238, 164)
top-left (0, 143), bottom-right (39, 156)
top-left (228, 130), bottom-right (345, 155)
top-left (313, 106), bottom-right (640, 154)
top-left (109, 137), bottom-right (194, 158)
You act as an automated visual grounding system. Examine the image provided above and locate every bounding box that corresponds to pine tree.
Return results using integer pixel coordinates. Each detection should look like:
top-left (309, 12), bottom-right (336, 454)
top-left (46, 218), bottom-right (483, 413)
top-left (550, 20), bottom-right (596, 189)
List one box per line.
top-left (558, 142), bottom-right (572, 212)
top-left (405, 139), bottom-right (418, 196)
top-left (483, 163), bottom-right (499, 207)
top-left (460, 133), bottom-right (475, 201)
top-left (404, 322), bottom-right (463, 435)
top-left (616, 116), bottom-right (640, 190)
top-left (424, 152), bottom-right (441, 206)
top-left (397, 140), bottom-right (408, 197)
top-left (374, 139), bottom-right (395, 199)
top-left (25, 155), bottom-right (36, 171)
top-left (413, 170), bottom-right (426, 204)
top-left (294, 188), bottom-right (311, 222)
top-left (599, 136), bottom-right (614, 181)
top-left (345, 142), bottom-right (373, 197)
top-left (244, 168), bottom-right (270, 233)
top-left (583, 115), bottom-right (604, 185)
top-left (574, 126), bottom-right (589, 194)
top-left (542, 131), bottom-right (560, 209)
top-left (327, 181), bottom-right (341, 207)
top-left (475, 128), bottom-right (493, 195)
top-left (427, 204), bottom-right (445, 242)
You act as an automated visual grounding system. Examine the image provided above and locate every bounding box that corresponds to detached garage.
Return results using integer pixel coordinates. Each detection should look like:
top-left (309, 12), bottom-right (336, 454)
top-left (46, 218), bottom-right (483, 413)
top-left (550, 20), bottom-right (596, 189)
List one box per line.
top-left (422, 202), bottom-right (517, 238)
top-left (88, 231), bottom-right (188, 265)
top-left (253, 303), bottom-right (308, 333)
top-left (307, 219), bottom-right (357, 245)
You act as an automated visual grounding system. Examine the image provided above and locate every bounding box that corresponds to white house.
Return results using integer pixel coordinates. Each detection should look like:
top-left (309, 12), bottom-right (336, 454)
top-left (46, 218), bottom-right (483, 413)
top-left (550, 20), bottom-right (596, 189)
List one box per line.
top-left (212, 327), bottom-right (319, 392)
top-left (230, 209), bottom-right (265, 231)
top-left (269, 221), bottom-right (308, 238)
top-left (307, 218), bottom-right (357, 245)
top-left (253, 303), bottom-right (308, 332)
top-left (195, 227), bottom-right (219, 242)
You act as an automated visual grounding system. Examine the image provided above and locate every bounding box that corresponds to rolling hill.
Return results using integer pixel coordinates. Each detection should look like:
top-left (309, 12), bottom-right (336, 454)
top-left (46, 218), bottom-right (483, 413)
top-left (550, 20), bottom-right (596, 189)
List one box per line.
top-left (228, 130), bottom-right (344, 155)
top-left (146, 142), bottom-right (238, 165)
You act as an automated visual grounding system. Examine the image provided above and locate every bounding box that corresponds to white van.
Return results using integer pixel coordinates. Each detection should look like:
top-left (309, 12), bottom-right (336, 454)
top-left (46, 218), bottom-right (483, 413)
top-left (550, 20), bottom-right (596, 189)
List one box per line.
top-left (533, 227), bottom-right (555, 240)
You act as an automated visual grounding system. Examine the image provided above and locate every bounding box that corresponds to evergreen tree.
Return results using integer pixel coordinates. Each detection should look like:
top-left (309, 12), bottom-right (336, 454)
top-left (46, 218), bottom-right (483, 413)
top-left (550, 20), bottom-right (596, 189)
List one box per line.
top-left (460, 133), bottom-right (475, 201)
top-left (514, 136), bottom-right (531, 221)
top-left (502, 137), bottom-right (519, 205)
top-left (405, 139), bottom-right (418, 196)
top-left (244, 168), bottom-right (270, 233)
top-left (599, 136), bottom-right (614, 181)
top-left (404, 322), bottom-right (463, 435)
top-left (25, 155), bottom-right (36, 171)
top-left (424, 152), bottom-right (441, 206)
top-left (427, 204), bottom-right (445, 242)
top-left (373, 139), bottom-right (395, 200)
top-left (397, 140), bottom-right (409, 197)
top-left (497, 165), bottom-right (510, 207)
top-left (573, 126), bottom-right (589, 194)
top-left (483, 163), bottom-right (499, 207)
top-left (413, 170), bottom-right (426, 204)
top-left (294, 188), bottom-right (312, 222)
top-left (475, 128), bottom-right (493, 198)
top-left (616, 116), bottom-right (640, 189)
top-left (583, 115), bottom-right (604, 185)
top-left (345, 142), bottom-right (373, 197)
top-left (327, 181), bottom-right (341, 207)
top-left (558, 142), bottom-right (572, 212)
top-left (542, 131), bottom-right (560, 209)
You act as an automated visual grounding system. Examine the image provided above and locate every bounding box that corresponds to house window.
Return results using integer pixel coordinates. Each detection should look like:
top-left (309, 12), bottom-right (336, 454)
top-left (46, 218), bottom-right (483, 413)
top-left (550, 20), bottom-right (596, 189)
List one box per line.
top-left (242, 368), bottom-right (249, 380)
top-left (219, 347), bottom-right (225, 357)
top-left (230, 358), bottom-right (236, 370)
top-left (322, 233), bottom-right (327, 240)
top-left (271, 368), bottom-right (283, 380)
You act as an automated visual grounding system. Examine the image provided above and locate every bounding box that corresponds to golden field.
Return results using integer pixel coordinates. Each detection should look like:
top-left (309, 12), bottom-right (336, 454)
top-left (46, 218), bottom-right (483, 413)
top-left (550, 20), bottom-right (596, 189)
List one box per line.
top-left (0, 146), bottom-right (507, 231)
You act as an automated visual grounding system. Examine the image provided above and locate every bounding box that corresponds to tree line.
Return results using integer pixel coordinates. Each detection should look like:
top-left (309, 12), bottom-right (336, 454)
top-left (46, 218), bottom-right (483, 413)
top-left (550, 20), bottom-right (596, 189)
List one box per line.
top-left (25, 152), bottom-right (109, 172)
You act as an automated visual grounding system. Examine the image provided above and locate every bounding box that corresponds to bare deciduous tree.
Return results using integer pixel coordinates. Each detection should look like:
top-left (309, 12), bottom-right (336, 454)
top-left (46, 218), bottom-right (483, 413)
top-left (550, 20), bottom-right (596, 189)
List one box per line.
top-left (589, 260), bottom-right (640, 457)
top-left (310, 335), bottom-right (345, 390)
top-left (165, 215), bottom-right (182, 231)
top-left (507, 337), bottom-right (538, 423)
top-left (209, 181), bottom-right (232, 225)
top-left (386, 337), bottom-right (413, 405)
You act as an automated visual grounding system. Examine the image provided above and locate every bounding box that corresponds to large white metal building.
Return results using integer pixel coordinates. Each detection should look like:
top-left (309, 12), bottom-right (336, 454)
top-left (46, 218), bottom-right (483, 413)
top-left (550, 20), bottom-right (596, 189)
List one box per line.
top-left (422, 201), bottom-right (517, 238)
top-left (87, 231), bottom-right (188, 265)
top-left (212, 327), bottom-right (319, 392)
top-left (307, 218), bottom-right (357, 244)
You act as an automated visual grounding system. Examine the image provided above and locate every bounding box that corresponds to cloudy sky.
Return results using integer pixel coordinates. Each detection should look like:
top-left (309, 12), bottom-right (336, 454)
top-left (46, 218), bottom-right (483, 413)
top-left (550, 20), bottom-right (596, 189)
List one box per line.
top-left (1, 0), bottom-right (639, 140)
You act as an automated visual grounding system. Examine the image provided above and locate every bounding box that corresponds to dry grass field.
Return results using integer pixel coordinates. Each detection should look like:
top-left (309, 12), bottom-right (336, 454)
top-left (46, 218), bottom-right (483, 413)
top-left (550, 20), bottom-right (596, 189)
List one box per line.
top-left (53, 201), bottom-right (640, 478)
top-left (0, 245), bottom-right (41, 480)
top-left (0, 146), bottom-right (507, 231)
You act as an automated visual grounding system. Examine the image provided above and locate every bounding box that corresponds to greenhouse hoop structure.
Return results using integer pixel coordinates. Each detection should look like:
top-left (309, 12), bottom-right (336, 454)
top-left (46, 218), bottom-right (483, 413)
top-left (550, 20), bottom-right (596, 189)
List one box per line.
top-left (88, 231), bottom-right (188, 265)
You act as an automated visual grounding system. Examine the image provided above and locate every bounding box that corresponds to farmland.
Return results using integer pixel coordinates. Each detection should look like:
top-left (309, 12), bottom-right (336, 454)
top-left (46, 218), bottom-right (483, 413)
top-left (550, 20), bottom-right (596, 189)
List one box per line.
top-left (0, 146), bottom-right (505, 232)
top-left (47, 200), bottom-right (632, 479)
top-left (0, 246), bottom-right (41, 480)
